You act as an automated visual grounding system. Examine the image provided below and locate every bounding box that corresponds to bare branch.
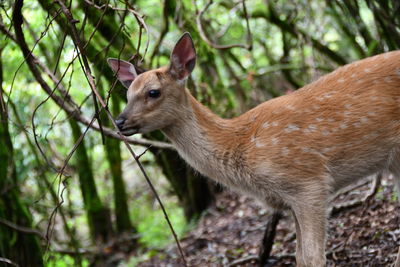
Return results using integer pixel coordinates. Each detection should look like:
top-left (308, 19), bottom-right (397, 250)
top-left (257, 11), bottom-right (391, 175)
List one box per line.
top-left (329, 174), bottom-right (382, 216)
top-left (83, 0), bottom-right (150, 62)
top-left (0, 218), bottom-right (46, 240)
top-left (0, 257), bottom-right (19, 267)
top-left (196, 0), bottom-right (252, 50)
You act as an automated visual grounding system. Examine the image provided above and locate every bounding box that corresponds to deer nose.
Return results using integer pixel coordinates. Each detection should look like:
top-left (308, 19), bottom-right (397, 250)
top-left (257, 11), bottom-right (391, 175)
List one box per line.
top-left (115, 117), bottom-right (126, 130)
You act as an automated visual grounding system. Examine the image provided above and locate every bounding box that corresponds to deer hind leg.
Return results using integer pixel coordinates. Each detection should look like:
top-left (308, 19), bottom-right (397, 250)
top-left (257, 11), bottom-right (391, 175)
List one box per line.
top-left (388, 148), bottom-right (400, 266)
top-left (291, 193), bottom-right (328, 267)
top-left (292, 210), bottom-right (306, 266)
top-left (392, 172), bottom-right (400, 267)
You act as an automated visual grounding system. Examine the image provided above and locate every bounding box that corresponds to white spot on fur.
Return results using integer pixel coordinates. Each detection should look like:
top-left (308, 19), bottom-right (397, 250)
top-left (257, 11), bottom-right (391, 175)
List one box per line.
top-left (364, 68), bottom-right (371, 73)
top-left (302, 147), bottom-right (311, 153)
top-left (340, 123), bottom-right (348, 129)
top-left (344, 104), bottom-right (351, 109)
top-left (353, 122), bottom-right (361, 128)
top-left (251, 136), bottom-right (266, 148)
top-left (351, 73), bottom-right (356, 78)
top-left (344, 111), bottom-right (351, 116)
top-left (316, 117), bottom-right (324, 122)
top-left (309, 124), bottom-right (317, 131)
top-left (272, 122), bottom-right (279, 127)
top-left (384, 53), bottom-right (390, 59)
top-left (271, 137), bottom-right (279, 145)
top-left (360, 117), bottom-right (369, 123)
top-left (286, 105), bottom-right (295, 111)
top-left (262, 122), bottom-right (270, 129)
top-left (255, 140), bottom-right (265, 148)
top-left (304, 124), bottom-right (317, 133)
top-left (322, 147), bottom-right (335, 153)
top-left (322, 130), bottom-right (330, 136)
top-left (313, 105), bottom-right (320, 110)
top-left (338, 78), bottom-right (345, 83)
top-left (328, 118), bottom-right (335, 123)
top-left (285, 124), bottom-right (300, 133)
top-left (384, 77), bottom-right (392, 83)
top-left (281, 147), bottom-right (289, 156)
top-left (367, 111), bottom-right (376, 116)
top-left (396, 68), bottom-right (400, 76)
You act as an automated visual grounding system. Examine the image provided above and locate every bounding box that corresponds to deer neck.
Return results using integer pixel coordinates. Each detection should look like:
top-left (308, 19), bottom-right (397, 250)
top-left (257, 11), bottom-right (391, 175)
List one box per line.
top-left (162, 90), bottom-right (248, 184)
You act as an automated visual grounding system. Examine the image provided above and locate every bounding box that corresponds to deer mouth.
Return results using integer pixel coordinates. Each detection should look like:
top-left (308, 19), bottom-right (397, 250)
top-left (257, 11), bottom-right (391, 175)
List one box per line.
top-left (119, 126), bottom-right (139, 136)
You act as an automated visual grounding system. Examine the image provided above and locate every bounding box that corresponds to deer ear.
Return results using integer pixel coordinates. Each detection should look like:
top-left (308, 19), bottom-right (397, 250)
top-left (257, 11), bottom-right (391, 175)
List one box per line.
top-left (169, 32), bottom-right (196, 80)
top-left (107, 58), bottom-right (138, 88)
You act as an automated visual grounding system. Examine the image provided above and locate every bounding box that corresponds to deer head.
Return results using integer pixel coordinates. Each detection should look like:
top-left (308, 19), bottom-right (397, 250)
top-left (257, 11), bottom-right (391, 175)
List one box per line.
top-left (107, 32), bottom-right (196, 136)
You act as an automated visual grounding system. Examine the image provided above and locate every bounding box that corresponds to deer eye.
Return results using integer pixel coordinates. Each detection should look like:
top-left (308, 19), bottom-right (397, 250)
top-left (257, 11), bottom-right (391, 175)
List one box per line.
top-left (148, 89), bottom-right (161, 98)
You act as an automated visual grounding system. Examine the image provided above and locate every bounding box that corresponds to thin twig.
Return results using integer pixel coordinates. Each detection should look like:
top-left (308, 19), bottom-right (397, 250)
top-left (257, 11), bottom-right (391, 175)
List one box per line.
top-left (0, 218), bottom-right (46, 240)
top-left (135, 145), bottom-right (152, 160)
top-left (330, 174), bottom-right (382, 216)
top-left (196, 0), bottom-right (252, 50)
top-left (227, 255), bottom-right (259, 267)
top-left (84, 0), bottom-right (150, 61)
top-left (0, 257), bottom-right (19, 267)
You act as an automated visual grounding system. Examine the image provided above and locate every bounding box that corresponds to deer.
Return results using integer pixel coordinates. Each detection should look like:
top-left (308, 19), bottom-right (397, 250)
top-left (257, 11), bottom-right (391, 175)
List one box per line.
top-left (107, 33), bottom-right (400, 266)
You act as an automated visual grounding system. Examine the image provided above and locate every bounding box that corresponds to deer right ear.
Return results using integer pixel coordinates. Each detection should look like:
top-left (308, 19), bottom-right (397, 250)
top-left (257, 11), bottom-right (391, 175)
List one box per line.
top-left (169, 32), bottom-right (196, 81)
top-left (107, 58), bottom-right (138, 88)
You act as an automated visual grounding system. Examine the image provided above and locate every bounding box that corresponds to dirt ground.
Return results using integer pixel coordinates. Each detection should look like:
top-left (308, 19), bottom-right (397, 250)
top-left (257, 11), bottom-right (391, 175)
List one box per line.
top-left (138, 176), bottom-right (400, 266)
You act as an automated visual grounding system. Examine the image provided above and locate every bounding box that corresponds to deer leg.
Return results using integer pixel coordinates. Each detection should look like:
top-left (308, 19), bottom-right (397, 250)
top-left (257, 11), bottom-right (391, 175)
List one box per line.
top-left (388, 149), bottom-right (400, 266)
top-left (392, 174), bottom-right (400, 267)
top-left (292, 200), bottom-right (327, 267)
top-left (292, 210), bottom-right (306, 267)
top-left (258, 211), bottom-right (282, 267)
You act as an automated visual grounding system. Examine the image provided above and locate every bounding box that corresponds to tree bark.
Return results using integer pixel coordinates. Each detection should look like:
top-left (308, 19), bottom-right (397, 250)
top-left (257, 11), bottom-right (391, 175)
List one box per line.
top-left (69, 119), bottom-right (114, 243)
top-left (0, 42), bottom-right (44, 266)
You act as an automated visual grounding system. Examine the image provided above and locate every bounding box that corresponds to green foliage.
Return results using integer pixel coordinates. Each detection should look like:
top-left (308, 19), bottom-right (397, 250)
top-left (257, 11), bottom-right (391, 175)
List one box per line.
top-left (133, 195), bottom-right (186, 248)
top-left (46, 254), bottom-right (88, 267)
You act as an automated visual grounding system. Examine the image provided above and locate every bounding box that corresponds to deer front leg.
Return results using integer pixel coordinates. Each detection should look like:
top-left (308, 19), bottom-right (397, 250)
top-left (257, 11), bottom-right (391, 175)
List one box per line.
top-left (292, 199), bottom-right (327, 267)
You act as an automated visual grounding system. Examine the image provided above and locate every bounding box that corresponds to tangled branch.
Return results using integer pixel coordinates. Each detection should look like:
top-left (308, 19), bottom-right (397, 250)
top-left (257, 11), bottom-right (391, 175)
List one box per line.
top-left (196, 0), bottom-right (253, 50)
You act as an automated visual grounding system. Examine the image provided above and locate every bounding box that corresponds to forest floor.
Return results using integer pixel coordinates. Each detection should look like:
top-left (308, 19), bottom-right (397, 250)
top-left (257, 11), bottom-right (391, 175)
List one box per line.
top-left (137, 176), bottom-right (400, 267)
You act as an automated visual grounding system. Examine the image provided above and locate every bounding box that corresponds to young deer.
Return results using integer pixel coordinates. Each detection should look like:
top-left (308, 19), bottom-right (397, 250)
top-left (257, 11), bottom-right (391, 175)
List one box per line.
top-left (108, 33), bottom-right (400, 266)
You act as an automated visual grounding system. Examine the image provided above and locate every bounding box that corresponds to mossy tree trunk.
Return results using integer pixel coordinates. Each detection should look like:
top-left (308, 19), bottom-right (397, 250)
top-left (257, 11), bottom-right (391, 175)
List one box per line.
top-left (69, 119), bottom-right (114, 243)
top-left (97, 82), bottom-right (135, 235)
top-left (0, 49), bottom-right (43, 267)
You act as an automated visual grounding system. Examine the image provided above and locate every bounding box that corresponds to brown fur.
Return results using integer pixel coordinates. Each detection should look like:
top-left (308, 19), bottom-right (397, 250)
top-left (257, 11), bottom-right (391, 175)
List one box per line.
top-left (117, 50), bottom-right (400, 266)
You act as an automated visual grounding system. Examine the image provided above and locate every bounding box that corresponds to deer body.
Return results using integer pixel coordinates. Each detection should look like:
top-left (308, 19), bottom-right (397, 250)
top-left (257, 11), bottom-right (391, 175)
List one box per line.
top-left (166, 52), bottom-right (400, 207)
top-left (108, 34), bottom-right (400, 266)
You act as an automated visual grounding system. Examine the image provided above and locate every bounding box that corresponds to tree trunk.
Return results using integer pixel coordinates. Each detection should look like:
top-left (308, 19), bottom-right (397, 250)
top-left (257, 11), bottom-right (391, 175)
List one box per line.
top-left (98, 82), bottom-right (135, 234)
top-left (0, 48), bottom-right (44, 267)
top-left (69, 119), bottom-right (114, 243)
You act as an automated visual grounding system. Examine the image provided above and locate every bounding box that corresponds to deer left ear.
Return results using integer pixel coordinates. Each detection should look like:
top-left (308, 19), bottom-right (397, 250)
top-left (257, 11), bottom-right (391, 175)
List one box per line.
top-left (169, 32), bottom-right (196, 80)
top-left (107, 58), bottom-right (138, 88)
